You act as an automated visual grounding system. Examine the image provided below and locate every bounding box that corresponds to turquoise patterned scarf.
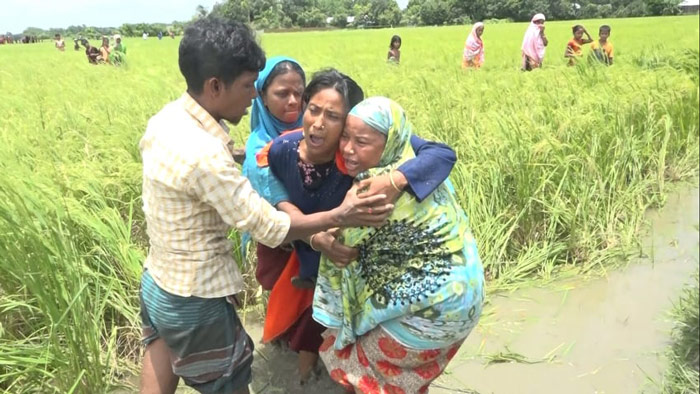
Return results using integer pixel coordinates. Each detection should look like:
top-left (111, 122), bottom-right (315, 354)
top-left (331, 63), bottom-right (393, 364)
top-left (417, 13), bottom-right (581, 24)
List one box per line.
top-left (313, 97), bottom-right (479, 349)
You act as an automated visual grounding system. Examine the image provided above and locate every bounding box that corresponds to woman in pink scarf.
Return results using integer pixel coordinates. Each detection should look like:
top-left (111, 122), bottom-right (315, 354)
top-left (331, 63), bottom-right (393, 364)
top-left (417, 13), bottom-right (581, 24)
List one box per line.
top-left (462, 22), bottom-right (485, 69)
top-left (521, 13), bottom-right (548, 71)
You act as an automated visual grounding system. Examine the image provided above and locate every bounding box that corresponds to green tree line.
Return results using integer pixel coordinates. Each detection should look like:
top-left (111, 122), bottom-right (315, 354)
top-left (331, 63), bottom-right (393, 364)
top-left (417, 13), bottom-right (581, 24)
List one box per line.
top-left (11, 0), bottom-right (684, 39)
top-left (14, 22), bottom-right (187, 41)
top-left (209, 0), bottom-right (684, 28)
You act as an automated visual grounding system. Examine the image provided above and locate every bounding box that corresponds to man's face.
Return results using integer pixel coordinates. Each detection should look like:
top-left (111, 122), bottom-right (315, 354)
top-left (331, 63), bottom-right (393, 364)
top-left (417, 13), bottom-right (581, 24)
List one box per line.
top-left (217, 71), bottom-right (258, 125)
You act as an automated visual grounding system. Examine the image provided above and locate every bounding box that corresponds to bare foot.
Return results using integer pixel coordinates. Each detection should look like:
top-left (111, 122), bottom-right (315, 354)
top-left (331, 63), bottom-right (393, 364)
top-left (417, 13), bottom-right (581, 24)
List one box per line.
top-left (298, 351), bottom-right (319, 385)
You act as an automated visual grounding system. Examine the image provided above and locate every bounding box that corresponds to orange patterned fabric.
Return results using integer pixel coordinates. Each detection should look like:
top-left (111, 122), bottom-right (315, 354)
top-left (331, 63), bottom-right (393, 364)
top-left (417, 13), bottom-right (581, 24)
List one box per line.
top-left (320, 328), bottom-right (464, 393)
top-left (262, 251), bottom-right (314, 343)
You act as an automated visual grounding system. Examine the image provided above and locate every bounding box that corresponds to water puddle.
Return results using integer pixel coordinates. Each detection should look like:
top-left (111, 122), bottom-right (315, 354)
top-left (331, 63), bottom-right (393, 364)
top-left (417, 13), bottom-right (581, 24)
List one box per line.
top-left (171, 186), bottom-right (698, 394)
top-left (434, 185), bottom-right (699, 394)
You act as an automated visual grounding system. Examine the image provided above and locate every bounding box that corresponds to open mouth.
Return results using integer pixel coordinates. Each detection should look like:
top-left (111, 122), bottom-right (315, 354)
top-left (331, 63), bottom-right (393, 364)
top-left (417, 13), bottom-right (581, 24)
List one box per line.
top-left (308, 134), bottom-right (325, 147)
top-left (343, 157), bottom-right (360, 173)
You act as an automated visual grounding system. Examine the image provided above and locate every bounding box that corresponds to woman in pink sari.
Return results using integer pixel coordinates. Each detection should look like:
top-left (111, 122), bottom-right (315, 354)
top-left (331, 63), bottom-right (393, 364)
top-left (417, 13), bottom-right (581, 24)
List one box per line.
top-left (521, 13), bottom-right (548, 71)
top-left (462, 22), bottom-right (485, 69)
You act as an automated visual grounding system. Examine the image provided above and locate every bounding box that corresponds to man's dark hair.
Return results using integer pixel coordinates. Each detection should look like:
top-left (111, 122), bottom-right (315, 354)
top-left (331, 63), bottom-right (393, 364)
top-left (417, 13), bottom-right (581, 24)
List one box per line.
top-left (179, 17), bottom-right (266, 94)
top-left (261, 61), bottom-right (306, 94)
top-left (572, 24), bottom-right (584, 34)
top-left (599, 25), bottom-right (611, 33)
top-left (303, 69), bottom-right (364, 111)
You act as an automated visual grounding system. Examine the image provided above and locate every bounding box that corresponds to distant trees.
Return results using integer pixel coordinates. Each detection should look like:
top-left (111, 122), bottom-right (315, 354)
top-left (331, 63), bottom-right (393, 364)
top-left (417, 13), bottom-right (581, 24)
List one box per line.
top-left (17, 0), bottom-right (682, 40)
top-left (18, 21), bottom-right (185, 41)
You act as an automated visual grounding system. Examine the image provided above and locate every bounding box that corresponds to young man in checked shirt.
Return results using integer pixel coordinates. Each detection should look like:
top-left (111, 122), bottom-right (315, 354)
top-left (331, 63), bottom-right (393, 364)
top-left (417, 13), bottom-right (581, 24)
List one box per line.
top-left (138, 17), bottom-right (392, 394)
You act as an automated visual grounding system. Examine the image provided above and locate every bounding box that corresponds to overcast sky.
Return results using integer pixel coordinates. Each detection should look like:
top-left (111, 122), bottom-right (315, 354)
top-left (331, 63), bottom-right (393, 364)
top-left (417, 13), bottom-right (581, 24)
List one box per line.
top-left (3, 0), bottom-right (409, 34)
top-left (2, 0), bottom-right (220, 33)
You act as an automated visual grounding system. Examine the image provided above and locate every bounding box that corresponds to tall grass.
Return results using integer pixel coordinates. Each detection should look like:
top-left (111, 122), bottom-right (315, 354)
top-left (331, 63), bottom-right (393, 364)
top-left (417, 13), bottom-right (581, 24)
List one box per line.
top-left (663, 271), bottom-right (700, 394)
top-left (0, 15), bottom-right (698, 392)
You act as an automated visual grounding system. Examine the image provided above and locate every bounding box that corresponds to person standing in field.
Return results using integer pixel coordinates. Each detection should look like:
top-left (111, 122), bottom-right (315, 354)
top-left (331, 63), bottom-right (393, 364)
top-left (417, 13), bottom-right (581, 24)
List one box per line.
top-left (81, 39), bottom-right (102, 64)
top-left (99, 36), bottom-right (111, 64)
top-left (521, 13), bottom-right (548, 71)
top-left (137, 17), bottom-right (393, 394)
top-left (109, 34), bottom-right (127, 66)
top-left (387, 35), bottom-right (401, 64)
top-left (565, 25), bottom-right (593, 66)
top-left (54, 34), bottom-right (65, 51)
top-left (462, 22), bottom-right (485, 69)
top-left (590, 25), bottom-right (614, 65)
top-left (242, 56), bottom-right (306, 210)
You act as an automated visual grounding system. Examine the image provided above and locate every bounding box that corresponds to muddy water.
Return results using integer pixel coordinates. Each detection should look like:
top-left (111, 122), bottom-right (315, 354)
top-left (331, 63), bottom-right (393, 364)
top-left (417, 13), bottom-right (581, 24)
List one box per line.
top-left (433, 186), bottom-right (699, 394)
top-left (174, 186), bottom-right (698, 394)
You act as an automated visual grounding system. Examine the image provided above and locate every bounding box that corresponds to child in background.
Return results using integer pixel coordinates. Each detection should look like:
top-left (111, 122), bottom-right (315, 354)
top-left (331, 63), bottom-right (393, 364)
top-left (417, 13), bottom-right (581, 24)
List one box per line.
top-left (99, 36), bottom-right (111, 64)
top-left (54, 34), bottom-right (65, 51)
top-left (590, 25), bottom-right (614, 65)
top-left (387, 35), bottom-right (401, 64)
top-left (565, 25), bottom-right (593, 66)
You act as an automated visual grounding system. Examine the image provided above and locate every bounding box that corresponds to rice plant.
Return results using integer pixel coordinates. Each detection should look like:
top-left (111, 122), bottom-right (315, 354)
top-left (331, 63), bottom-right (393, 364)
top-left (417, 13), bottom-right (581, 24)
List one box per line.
top-left (0, 15), bottom-right (697, 392)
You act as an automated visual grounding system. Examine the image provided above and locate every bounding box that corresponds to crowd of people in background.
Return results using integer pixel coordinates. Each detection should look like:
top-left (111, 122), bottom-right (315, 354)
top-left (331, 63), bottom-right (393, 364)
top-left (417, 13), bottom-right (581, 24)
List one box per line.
top-left (0, 33), bottom-right (39, 44)
top-left (379, 14), bottom-right (614, 70)
top-left (6, 16), bottom-right (616, 72)
top-left (70, 34), bottom-right (127, 66)
top-left (40, 29), bottom-right (173, 66)
top-left (458, 13), bottom-right (613, 70)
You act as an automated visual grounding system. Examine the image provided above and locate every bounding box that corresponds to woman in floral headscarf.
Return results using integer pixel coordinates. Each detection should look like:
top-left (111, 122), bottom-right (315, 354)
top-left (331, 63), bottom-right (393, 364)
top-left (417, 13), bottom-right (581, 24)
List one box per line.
top-left (521, 13), bottom-right (548, 70)
top-left (462, 22), bottom-right (485, 69)
top-left (313, 97), bottom-right (485, 393)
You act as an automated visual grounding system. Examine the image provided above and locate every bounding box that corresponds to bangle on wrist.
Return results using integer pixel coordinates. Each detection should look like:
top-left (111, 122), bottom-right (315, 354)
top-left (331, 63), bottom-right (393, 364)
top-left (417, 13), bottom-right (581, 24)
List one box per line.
top-left (389, 170), bottom-right (403, 193)
top-left (309, 234), bottom-right (320, 252)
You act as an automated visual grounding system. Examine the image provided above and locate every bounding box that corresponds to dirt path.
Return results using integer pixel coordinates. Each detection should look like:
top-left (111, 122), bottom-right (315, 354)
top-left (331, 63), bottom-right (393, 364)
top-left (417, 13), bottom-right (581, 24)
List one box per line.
top-left (175, 185), bottom-right (698, 394)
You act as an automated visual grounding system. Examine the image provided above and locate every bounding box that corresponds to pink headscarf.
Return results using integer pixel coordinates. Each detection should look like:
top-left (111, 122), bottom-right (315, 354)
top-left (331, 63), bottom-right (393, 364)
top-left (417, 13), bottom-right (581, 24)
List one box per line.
top-left (464, 22), bottom-right (485, 64)
top-left (521, 13), bottom-right (546, 64)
